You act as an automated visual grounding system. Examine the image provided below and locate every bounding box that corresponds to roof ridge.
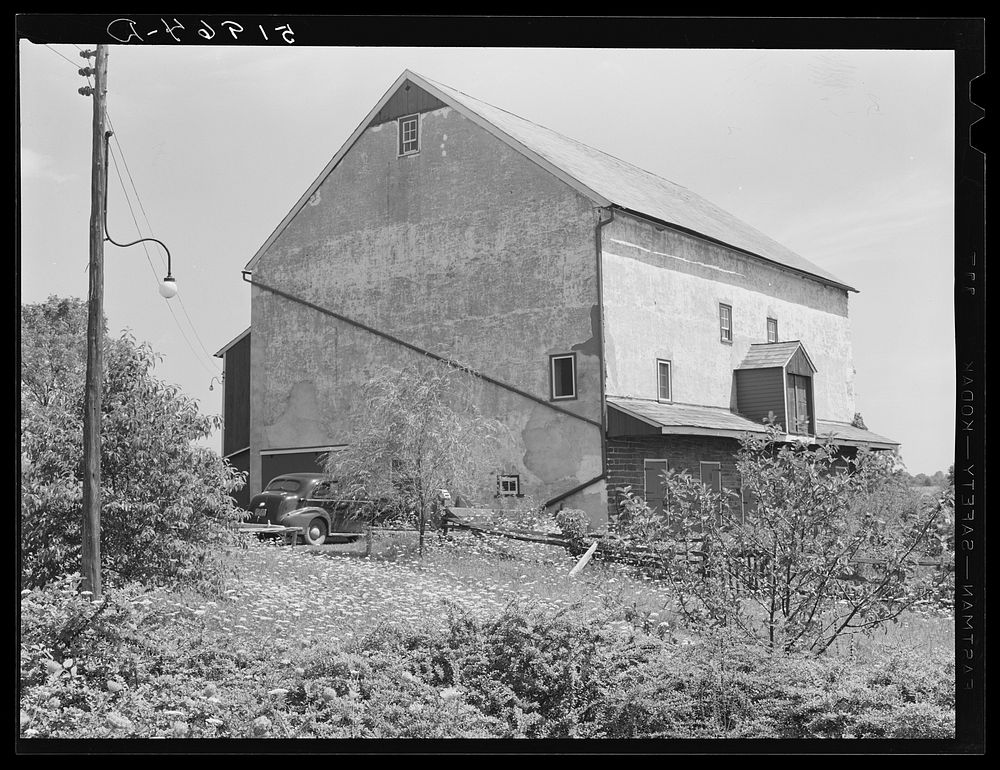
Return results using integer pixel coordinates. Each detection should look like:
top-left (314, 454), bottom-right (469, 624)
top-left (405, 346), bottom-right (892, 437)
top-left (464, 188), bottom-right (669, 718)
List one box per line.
top-left (421, 73), bottom-right (695, 193)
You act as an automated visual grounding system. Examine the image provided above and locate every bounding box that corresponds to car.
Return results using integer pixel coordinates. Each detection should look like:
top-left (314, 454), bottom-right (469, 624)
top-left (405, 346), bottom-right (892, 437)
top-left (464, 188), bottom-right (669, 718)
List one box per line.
top-left (246, 473), bottom-right (368, 546)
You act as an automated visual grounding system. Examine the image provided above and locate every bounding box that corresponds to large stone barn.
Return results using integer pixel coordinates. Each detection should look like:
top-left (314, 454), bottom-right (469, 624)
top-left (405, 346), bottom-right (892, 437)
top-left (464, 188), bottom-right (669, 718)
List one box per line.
top-left (215, 70), bottom-right (898, 525)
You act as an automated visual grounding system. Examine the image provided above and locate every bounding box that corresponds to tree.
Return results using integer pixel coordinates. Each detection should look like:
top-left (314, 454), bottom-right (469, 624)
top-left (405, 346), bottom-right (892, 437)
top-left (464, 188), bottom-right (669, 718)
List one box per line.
top-left (20, 297), bottom-right (246, 591)
top-left (624, 425), bottom-right (950, 654)
top-left (322, 358), bottom-right (507, 556)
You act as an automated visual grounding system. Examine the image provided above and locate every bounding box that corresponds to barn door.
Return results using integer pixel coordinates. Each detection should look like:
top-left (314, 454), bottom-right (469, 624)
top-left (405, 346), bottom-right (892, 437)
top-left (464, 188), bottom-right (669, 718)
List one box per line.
top-left (786, 373), bottom-right (811, 434)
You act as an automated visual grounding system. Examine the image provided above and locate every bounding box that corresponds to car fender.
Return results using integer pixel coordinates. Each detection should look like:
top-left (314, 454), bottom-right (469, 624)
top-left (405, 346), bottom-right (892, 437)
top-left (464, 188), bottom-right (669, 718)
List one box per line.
top-left (278, 507), bottom-right (331, 531)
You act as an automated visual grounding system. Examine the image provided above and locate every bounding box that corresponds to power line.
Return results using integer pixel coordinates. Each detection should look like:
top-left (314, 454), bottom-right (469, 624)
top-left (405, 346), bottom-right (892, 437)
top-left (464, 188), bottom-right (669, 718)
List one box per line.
top-left (39, 43), bottom-right (93, 90)
top-left (107, 143), bottom-right (219, 378)
top-left (105, 112), bottom-right (221, 367)
top-left (36, 45), bottom-right (220, 375)
top-left (41, 43), bottom-right (79, 69)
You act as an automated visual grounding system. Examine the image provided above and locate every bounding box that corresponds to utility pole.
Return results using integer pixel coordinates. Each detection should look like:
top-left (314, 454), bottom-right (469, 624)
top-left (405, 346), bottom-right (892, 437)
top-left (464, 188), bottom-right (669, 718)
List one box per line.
top-left (80, 44), bottom-right (108, 600)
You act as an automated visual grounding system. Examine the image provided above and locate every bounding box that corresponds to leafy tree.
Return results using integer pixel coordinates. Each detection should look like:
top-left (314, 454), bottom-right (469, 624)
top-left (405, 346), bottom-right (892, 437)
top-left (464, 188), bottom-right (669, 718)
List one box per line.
top-left (20, 296), bottom-right (246, 592)
top-left (20, 296), bottom-right (92, 409)
top-left (323, 358), bottom-right (506, 556)
top-left (623, 425), bottom-right (950, 654)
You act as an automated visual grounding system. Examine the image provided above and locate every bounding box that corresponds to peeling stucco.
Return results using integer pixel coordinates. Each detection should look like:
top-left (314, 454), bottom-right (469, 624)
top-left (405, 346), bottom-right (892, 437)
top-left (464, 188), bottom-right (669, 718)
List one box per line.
top-left (263, 380), bottom-right (331, 449)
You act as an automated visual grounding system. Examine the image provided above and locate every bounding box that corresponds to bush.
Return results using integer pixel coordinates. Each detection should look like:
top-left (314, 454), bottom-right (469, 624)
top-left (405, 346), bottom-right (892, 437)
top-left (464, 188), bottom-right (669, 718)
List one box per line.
top-left (20, 297), bottom-right (247, 593)
top-left (19, 580), bottom-right (954, 740)
top-left (611, 426), bottom-right (953, 654)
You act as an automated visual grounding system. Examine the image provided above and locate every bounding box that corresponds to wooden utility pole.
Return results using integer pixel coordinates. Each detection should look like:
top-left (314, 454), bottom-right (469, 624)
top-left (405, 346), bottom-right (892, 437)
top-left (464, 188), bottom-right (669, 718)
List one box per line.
top-left (81, 44), bottom-right (108, 600)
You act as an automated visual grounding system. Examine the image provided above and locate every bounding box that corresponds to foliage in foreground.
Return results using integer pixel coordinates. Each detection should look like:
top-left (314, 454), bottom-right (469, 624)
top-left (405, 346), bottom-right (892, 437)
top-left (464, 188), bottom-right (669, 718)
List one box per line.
top-left (20, 573), bottom-right (954, 740)
top-left (604, 426), bottom-right (954, 655)
top-left (20, 296), bottom-right (247, 592)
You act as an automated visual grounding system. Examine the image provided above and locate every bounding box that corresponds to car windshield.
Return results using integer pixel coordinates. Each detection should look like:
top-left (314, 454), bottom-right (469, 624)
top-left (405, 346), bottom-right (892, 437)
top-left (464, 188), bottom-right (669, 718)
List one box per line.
top-left (264, 478), bottom-right (301, 493)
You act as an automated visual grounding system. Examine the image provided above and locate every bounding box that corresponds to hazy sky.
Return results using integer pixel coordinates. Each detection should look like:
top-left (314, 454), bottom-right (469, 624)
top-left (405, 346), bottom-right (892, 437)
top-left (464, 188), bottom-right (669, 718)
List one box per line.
top-left (18, 44), bottom-right (956, 475)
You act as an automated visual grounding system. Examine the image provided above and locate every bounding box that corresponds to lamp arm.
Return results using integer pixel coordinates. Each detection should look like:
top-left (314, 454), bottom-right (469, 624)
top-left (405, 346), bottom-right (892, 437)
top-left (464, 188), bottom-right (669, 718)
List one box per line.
top-left (102, 130), bottom-right (172, 278)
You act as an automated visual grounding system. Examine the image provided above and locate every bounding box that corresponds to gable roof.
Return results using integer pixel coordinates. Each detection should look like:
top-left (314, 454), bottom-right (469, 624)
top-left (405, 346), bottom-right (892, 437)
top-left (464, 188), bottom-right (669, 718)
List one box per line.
top-left (246, 71), bottom-right (855, 293)
top-left (737, 341), bottom-right (817, 372)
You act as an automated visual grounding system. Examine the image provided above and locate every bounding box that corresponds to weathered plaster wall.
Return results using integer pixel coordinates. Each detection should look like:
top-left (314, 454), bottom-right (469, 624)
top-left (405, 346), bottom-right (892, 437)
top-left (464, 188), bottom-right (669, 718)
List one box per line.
top-left (602, 213), bottom-right (856, 425)
top-left (250, 104), bottom-right (606, 524)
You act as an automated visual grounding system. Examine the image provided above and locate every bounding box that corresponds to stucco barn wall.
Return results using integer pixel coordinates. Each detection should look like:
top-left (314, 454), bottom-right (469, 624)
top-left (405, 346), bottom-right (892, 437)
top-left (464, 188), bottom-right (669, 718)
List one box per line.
top-left (250, 104), bottom-right (606, 524)
top-left (601, 213), bottom-right (856, 426)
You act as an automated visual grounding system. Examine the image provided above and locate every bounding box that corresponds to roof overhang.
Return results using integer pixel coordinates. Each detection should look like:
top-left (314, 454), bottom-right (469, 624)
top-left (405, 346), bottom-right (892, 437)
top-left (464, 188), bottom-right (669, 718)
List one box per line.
top-left (607, 397), bottom-right (898, 449)
top-left (260, 445), bottom-right (348, 456)
top-left (214, 326), bottom-right (251, 358)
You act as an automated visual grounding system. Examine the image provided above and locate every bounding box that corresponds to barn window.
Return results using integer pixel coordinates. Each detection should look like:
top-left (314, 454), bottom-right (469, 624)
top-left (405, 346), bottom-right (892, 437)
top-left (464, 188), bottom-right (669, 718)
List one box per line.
top-left (657, 359), bottom-right (672, 402)
top-left (767, 317), bottom-right (778, 343)
top-left (644, 459), bottom-right (669, 515)
top-left (700, 461), bottom-right (722, 492)
top-left (550, 354), bottom-right (577, 400)
top-left (398, 114), bottom-right (419, 156)
top-left (497, 474), bottom-right (521, 497)
top-left (719, 303), bottom-right (733, 343)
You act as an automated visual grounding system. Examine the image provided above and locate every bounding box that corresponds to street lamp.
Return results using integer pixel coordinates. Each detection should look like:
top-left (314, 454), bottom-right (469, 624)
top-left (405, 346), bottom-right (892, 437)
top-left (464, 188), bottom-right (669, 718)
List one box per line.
top-left (104, 130), bottom-right (178, 298)
top-left (80, 84), bottom-right (180, 600)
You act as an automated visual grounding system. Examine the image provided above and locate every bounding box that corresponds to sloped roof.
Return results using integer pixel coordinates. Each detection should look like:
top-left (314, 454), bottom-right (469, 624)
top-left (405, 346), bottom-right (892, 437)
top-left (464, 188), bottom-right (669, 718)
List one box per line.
top-left (814, 420), bottom-right (899, 447)
top-left (608, 396), bottom-right (898, 448)
top-left (737, 340), bottom-right (817, 371)
top-left (608, 396), bottom-right (768, 436)
top-left (425, 75), bottom-right (853, 292)
top-left (246, 71), bottom-right (855, 292)
top-left (214, 326), bottom-right (251, 358)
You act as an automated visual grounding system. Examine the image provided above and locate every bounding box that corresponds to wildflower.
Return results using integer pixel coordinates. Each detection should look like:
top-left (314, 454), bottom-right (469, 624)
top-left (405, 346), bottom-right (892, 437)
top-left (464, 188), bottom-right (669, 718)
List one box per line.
top-left (321, 687), bottom-right (338, 702)
top-left (107, 712), bottom-right (134, 731)
top-left (171, 721), bottom-right (190, 737)
top-left (439, 686), bottom-right (462, 702)
top-left (268, 688), bottom-right (290, 698)
top-left (251, 715), bottom-right (272, 736)
top-left (43, 659), bottom-right (62, 676)
top-left (107, 680), bottom-right (124, 693)
top-left (202, 683), bottom-right (218, 698)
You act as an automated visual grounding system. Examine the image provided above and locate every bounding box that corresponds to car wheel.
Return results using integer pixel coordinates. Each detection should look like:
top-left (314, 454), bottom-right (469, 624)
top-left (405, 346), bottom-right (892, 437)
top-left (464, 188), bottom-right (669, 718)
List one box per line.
top-left (303, 517), bottom-right (328, 546)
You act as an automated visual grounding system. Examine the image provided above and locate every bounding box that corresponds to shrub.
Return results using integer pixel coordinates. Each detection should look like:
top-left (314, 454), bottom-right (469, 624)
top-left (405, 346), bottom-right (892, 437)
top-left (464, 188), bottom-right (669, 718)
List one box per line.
top-left (322, 358), bottom-right (507, 557)
top-left (20, 296), bottom-right (247, 593)
top-left (618, 425), bottom-right (953, 654)
top-left (19, 577), bottom-right (954, 740)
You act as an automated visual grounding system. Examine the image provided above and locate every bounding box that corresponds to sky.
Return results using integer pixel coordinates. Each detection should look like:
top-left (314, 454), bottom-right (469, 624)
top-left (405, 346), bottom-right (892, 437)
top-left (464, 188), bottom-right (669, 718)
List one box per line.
top-left (18, 41), bottom-right (956, 475)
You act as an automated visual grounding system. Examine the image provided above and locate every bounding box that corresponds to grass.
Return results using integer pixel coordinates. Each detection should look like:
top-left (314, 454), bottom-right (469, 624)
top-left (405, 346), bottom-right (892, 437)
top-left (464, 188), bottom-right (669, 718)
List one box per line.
top-left (218, 530), bottom-right (683, 644)
top-left (196, 531), bottom-right (951, 660)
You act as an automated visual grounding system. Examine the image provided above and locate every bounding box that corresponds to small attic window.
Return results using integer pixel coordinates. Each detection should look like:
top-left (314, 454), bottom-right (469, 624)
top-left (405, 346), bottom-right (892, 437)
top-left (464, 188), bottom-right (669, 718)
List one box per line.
top-left (398, 114), bottom-right (419, 156)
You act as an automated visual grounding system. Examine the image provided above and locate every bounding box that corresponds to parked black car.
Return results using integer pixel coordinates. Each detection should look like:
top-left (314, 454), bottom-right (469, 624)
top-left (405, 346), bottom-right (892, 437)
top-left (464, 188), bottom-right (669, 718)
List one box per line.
top-left (246, 473), bottom-right (367, 546)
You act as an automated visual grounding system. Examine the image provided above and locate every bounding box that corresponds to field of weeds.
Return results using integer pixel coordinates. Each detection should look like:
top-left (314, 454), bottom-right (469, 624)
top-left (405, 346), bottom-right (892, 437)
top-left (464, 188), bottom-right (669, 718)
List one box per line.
top-left (19, 531), bottom-right (956, 740)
